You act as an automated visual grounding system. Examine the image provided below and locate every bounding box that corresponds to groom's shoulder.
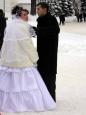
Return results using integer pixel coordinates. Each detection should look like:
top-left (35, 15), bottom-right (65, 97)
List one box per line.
top-left (48, 13), bottom-right (57, 21)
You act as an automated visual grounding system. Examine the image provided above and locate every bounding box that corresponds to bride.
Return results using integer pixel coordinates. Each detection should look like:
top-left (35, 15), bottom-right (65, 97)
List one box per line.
top-left (0, 8), bottom-right (56, 112)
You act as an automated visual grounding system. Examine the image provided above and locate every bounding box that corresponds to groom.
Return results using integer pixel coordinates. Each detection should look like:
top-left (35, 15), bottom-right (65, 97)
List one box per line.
top-left (35, 2), bottom-right (60, 102)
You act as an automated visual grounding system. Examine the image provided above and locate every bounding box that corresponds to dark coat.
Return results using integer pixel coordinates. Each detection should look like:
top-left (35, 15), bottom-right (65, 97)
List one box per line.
top-left (59, 14), bottom-right (65, 24)
top-left (0, 16), bottom-right (6, 50)
top-left (36, 13), bottom-right (60, 74)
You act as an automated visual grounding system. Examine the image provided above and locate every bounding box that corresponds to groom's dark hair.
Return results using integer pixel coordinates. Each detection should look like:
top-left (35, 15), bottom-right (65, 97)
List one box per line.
top-left (36, 2), bottom-right (49, 12)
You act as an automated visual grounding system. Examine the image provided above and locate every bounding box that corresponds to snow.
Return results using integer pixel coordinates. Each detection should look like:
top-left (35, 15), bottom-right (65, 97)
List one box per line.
top-left (17, 0), bottom-right (31, 4)
top-left (65, 16), bottom-right (77, 22)
top-left (56, 32), bottom-right (86, 115)
top-left (59, 32), bottom-right (86, 56)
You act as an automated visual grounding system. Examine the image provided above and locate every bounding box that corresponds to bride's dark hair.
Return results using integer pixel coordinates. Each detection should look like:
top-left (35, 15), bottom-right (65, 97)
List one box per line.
top-left (11, 5), bottom-right (23, 15)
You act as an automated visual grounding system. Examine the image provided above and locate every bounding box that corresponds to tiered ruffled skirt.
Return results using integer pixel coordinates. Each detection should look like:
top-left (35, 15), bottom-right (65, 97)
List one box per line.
top-left (0, 66), bottom-right (56, 112)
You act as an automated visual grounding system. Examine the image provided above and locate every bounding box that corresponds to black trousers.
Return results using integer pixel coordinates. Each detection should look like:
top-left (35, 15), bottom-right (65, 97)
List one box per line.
top-left (37, 67), bottom-right (56, 102)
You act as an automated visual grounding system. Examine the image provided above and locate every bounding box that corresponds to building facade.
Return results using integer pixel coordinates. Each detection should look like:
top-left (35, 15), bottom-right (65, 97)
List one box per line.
top-left (0, 0), bottom-right (17, 16)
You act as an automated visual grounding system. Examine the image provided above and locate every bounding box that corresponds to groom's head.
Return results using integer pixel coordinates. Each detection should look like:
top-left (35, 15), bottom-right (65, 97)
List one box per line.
top-left (36, 2), bottom-right (49, 17)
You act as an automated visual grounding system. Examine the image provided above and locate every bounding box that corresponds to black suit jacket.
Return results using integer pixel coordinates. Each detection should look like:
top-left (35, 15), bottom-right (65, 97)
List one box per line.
top-left (36, 13), bottom-right (60, 74)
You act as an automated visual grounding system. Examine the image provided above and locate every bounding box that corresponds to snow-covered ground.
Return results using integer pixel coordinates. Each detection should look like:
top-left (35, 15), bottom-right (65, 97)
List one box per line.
top-left (2, 17), bottom-right (86, 115)
top-left (57, 32), bottom-right (86, 115)
top-left (59, 32), bottom-right (86, 56)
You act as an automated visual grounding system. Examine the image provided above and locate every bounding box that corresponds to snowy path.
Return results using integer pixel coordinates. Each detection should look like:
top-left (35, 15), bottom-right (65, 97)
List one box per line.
top-left (59, 32), bottom-right (86, 56)
top-left (2, 32), bottom-right (86, 115)
top-left (57, 32), bottom-right (86, 115)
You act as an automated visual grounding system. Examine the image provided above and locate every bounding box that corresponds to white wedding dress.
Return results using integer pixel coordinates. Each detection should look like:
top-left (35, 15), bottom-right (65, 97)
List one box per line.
top-left (0, 18), bottom-right (56, 112)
